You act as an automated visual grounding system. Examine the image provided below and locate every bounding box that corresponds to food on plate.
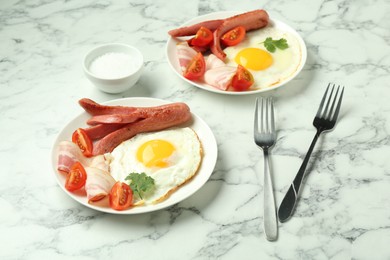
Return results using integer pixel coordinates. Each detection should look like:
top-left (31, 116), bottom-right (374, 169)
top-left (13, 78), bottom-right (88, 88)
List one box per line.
top-left (169, 9), bottom-right (303, 92)
top-left (168, 19), bottom-right (224, 37)
top-left (87, 113), bottom-right (144, 125)
top-left (92, 102), bottom-right (191, 155)
top-left (78, 98), bottom-right (137, 115)
top-left (183, 52), bottom-right (206, 80)
top-left (109, 181), bottom-right (133, 211)
top-left (263, 37), bottom-right (289, 53)
top-left (190, 26), bottom-right (214, 47)
top-left (56, 99), bottom-right (202, 211)
top-left (205, 53), bottom-right (225, 70)
top-left (76, 98), bottom-right (192, 155)
top-left (231, 65), bottom-right (254, 91)
top-left (223, 26), bottom-right (301, 90)
top-left (83, 124), bottom-right (124, 140)
top-left (204, 66), bottom-right (237, 91)
top-left (125, 173), bottom-right (155, 200)
top-left (169, 9), bottom-right (269, 59)
top-left (85, 166), bottom-right (116, 203)
top-left (65, 162), bottom-right (87, 192)
top-left (58, 141), bottom-right (87, 173)
top-left (176, 42), bottom-right (198, 72)
top-left (210, 9), bottom-right (269, 60)
top-left (72, 128), bottom-right (93, 157)
top-left (106, 127), bottom-right (202, 205)
top-left (220, 26), bottom-right (246, 47)
top-left (57, 141), bottom-right (108, 173)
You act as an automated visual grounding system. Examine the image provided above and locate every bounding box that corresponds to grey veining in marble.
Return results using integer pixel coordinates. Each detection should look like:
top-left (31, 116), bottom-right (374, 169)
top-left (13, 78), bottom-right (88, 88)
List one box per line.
top-left (1, 0), bottom-right (390, 259)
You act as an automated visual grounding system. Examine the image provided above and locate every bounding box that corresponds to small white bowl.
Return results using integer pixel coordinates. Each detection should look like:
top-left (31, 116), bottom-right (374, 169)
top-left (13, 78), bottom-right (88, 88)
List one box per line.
top-left (83, 43), bottom-right (144, 94)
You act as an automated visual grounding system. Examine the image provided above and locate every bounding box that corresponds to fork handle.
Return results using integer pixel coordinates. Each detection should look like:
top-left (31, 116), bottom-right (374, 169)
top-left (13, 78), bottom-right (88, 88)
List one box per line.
top-left (278, 129), bottom-right (322, 222)
top-left (263, 149), bottom-right (278, 241)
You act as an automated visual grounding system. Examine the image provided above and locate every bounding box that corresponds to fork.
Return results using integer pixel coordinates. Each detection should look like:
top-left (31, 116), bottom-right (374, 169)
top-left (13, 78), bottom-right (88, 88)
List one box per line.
top-left (254, 97), bottom-right (278, 241)
top-left (278, 83), bottom-right (344, 222)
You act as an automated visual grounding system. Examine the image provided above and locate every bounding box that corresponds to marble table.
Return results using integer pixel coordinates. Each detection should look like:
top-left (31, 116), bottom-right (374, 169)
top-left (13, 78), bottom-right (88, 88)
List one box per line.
top-left (1, 0), bottom-right (389, 259)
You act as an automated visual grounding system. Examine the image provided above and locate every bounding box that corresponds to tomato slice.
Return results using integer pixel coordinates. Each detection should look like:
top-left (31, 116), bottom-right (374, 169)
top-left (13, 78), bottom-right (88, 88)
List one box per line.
top-left (221, 26), bottom-right (246, 46)
top-left (231, 65), bottom-right (254, 91)
top-left (109, 182), bottom-right (133, 211)
top-left (72, 128), bottom-right (93, 157)
top-left (183, 52), bottom-right (206, 80)
top-left (191, 26), bottom-right (213, 47)
top-left (65, 162), bottom-right (87, 192)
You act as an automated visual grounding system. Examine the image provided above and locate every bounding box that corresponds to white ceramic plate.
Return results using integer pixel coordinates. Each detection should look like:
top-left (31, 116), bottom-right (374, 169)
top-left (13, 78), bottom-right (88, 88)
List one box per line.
top-left (51, 97), bottom-right (218, 214)
top-left (166, 11), bottom-right (307, 95)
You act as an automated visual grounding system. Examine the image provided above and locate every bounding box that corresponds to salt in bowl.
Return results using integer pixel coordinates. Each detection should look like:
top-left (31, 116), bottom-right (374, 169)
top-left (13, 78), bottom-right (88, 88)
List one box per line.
top-left (83, 43), bottom-right (144, 94)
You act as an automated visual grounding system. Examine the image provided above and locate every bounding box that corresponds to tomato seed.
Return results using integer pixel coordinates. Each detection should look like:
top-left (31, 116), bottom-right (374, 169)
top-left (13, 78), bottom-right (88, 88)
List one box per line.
top-left (77, 140), bottom-right (86, 152)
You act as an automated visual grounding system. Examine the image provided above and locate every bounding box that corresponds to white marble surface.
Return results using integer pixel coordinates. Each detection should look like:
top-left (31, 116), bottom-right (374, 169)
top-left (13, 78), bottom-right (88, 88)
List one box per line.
top-left (1, 0), bottom-right (390, 259)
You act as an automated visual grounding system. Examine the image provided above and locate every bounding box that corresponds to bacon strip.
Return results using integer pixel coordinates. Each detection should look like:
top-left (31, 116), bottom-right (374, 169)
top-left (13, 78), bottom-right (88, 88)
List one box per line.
top-left (90, 155), bottom-right (109, 172)
top-left (210, 9), bottom-right (269, 60)
top-left (85, 167), bottom-right (116, 203)
top-left (205, 54), bottom-right (226, 71)
top-left (176, 42), bottom-right (197, 72)
top-left (204, 66), bottom-right (237, 90)
top-left (57, 142), bottom-right (114, 205)
top-left (57, 141), bottom-right (91, 173)
top-left (168, 19), bottom-right (224, 37)
top-left (57, 141), bottom-right (110, 173)
top-left (92, 103), bottom-right (192, 155)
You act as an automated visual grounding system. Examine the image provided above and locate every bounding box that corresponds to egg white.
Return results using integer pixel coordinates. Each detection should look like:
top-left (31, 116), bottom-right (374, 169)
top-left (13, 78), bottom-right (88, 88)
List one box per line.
top-left (224, 23), bottom-right (302, 90)
top-left (105, 127), bottom-right (202, 205)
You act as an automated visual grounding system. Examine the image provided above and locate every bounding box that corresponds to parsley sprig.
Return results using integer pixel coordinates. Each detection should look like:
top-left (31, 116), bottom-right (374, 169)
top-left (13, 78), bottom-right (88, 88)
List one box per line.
top-left (125, 172), bottom-right (155, 199)
top-left (262, 37), bottom-right (289, 53)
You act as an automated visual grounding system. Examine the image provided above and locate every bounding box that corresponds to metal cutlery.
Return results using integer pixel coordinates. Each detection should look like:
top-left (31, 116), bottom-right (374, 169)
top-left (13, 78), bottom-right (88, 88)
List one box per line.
top-left (254, 97), bottom-right (278, 241)
top-left (278, 83), bottom-right (344, 222)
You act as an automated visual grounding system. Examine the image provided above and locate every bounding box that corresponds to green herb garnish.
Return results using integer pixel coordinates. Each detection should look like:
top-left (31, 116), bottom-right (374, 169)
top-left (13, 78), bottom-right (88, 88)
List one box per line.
top-left (125, 172), bottom-right (155, 199)
top-left (262, 37), bottom-right (289, 53)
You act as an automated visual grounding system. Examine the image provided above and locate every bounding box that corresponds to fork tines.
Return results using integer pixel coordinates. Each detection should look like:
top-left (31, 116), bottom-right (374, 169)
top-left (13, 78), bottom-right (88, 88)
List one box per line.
top-left (316, 83), bottom-right (344, 121)
top-left (255, 97), bottom-right (275, 134)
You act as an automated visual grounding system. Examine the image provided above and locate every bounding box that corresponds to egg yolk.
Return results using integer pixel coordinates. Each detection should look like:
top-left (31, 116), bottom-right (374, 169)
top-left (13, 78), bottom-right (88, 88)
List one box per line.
top-left (234, 48), bottom-right (273, 71)
top-left (137, 140), bottom-right (175, 168)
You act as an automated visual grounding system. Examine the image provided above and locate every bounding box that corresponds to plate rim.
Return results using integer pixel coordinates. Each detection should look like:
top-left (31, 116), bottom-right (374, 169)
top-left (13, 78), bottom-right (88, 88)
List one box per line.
top-left (166, 10), bottom-right (307, 95)
top-left (51, 97), bottom-right (218, 215)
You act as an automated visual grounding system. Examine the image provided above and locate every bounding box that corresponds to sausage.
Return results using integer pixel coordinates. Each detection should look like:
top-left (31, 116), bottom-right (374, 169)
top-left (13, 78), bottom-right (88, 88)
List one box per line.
top-left (87, 114), bottom-right (145, 125)
top-left (210, 9), bottom-right (269, 60)
top-left (168, 19), bottom-right (224, 37)
top-left (83, 124), bottom-right (124, 140)
top-left (79, 98), bottom-right (138, 116)
top-left (79, 98), bottom-right (188, 120)
top-left (78, 99), bottom-right (193, 154)
top-left (92, 103), bottom-right (192, 155)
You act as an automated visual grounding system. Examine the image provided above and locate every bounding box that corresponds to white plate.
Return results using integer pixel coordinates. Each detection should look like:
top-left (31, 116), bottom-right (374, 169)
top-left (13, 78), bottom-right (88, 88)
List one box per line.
top-left (166, 11), bottom-right (307, 95)
top-left (51, 97), bottom-right (218, 214)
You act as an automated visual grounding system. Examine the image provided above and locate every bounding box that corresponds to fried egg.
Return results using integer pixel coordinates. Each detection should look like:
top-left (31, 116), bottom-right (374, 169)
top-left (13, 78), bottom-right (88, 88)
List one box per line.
top-left (224, 23), bottom-right (302, 89)
top-left (106, 127), bottom-right (202, 205)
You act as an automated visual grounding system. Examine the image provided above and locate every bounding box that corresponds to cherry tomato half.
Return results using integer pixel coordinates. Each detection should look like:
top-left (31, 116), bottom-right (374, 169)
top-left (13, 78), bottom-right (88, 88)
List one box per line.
top-left (183, 52), bottom-right (206, 80)
top-left (65, 162), bottom-right (87, 192)
top-left (191, 26), bottom-right (213, 47)
top-left (221, 26), bottom-right (246, 46)
top-left (72, 128), bottom-right (93, 157)
top-left (231, 65), bottom-right (254, 91)
top-left (109, 182), bottom-right (133, 211)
